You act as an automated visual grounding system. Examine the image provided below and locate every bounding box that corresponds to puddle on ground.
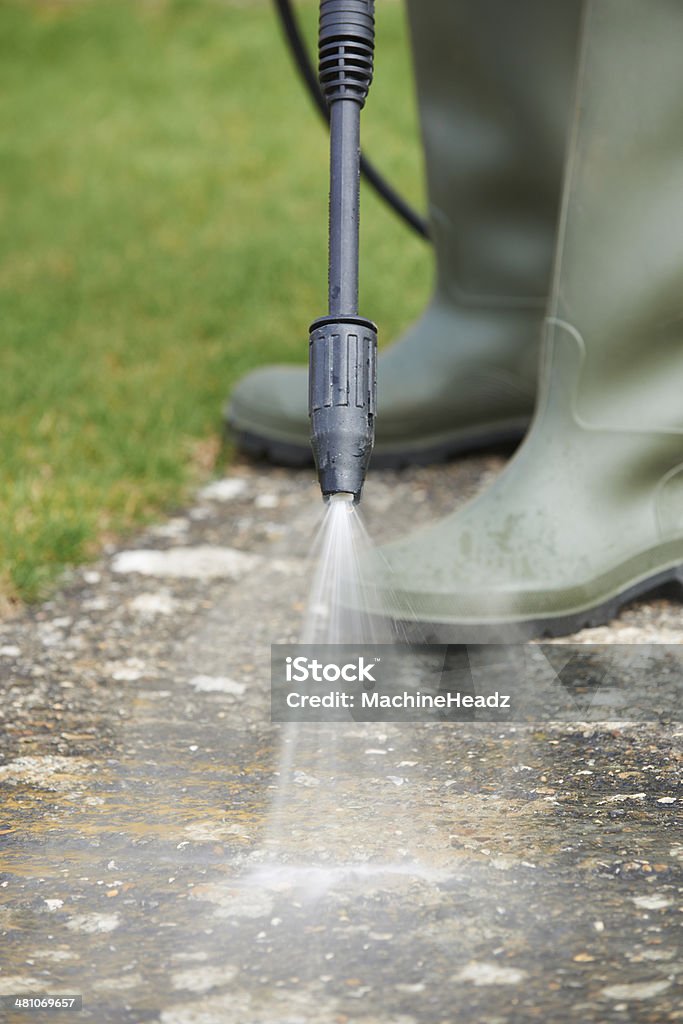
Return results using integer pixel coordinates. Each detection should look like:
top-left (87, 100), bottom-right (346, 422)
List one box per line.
top-left (245, 861), bottom-right (450, 899)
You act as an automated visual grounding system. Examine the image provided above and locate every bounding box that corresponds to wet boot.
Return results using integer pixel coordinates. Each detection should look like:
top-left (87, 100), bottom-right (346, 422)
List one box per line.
top-left (370, 0), bottom-right (683, 639)
top-left (226, 0), bottom-right (581, 468)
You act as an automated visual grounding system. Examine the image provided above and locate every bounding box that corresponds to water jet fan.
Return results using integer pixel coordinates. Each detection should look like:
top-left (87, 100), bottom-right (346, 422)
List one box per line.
top-left (309, 0), bottom-right (377, 504)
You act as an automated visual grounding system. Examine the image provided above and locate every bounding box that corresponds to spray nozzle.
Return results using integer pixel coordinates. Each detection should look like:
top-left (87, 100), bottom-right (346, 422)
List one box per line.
top-left (309, 316), bottom-right (377, 504)
top-left (309, 0), bottom-right (377, 505)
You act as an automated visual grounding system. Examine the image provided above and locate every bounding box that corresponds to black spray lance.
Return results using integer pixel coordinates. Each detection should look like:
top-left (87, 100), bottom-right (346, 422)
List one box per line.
top-left (309, 0), bottom-right (377, 503)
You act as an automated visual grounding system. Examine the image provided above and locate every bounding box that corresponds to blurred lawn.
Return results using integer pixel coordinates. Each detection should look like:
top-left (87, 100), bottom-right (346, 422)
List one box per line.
top-left (0, 0), bottom-right (431, 603)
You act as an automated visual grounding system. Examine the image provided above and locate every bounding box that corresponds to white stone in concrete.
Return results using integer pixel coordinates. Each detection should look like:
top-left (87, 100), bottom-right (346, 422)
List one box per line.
top-left (254, 493), bottom-right (279, 509)
top-left (199, 478), bottom-right (247, 502)
top-left (108, 658), bottom-right (147, 681)
top-left (111, 546), bottom-right (259, 580)
top-left (66, 912), bottom-right (120, 934)
top-left (0, 757), bottom-right (91, 789)
top-left (152, 518), bottom-right (189, 539)
top-left (93, 973), bottom-right (143, 991)
top-left (171, 965), bottom-right (237, 994)
top-left (454, 962), bottom-right (528, 986)
top-left (601, 980), bottom-right (671, 1000)
top-left (632, 895), bottom-right (673, 910)
top-left (129, 592), bottom-right (177, 616)
top-left (188, 675), bottom-right (246, 696)
top-left (0, 977), bottom-right (45, 996)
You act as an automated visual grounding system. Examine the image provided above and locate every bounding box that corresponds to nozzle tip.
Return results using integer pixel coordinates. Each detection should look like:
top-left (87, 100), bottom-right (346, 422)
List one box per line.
top-left (327, 491), bottom-right (355, 505)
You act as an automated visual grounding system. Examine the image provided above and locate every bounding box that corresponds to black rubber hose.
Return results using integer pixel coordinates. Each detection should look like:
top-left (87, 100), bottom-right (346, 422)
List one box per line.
top-left (272, 0), bottom-right (430, 242)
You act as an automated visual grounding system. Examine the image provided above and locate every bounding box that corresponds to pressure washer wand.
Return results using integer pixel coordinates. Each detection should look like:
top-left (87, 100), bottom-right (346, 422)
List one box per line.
top-left (309, 0), bottom-right (378, 503)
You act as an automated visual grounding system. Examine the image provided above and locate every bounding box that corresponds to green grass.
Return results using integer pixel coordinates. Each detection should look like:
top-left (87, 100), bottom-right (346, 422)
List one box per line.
top-left (0, 0), bottom-right (431, 603)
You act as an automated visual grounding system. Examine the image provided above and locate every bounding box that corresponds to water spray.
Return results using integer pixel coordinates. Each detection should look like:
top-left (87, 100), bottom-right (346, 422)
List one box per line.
top-left (309, 0), bottom-right (377, 504)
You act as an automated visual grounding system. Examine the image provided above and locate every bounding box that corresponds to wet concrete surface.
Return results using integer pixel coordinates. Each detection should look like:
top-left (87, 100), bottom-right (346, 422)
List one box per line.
top-left (0, 456), bottom-right (681, 1023)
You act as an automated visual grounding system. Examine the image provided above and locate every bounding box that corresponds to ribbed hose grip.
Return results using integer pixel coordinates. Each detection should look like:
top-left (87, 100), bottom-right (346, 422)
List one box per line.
top-left (318, 0), bottom-right (375, 107)
top-left (309, 315), bottom-right (377, 501)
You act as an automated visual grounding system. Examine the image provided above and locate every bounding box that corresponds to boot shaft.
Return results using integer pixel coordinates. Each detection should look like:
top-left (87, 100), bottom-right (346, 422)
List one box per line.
top-left (544, 0), bottom-right (683, 434)
top-left (405, 0), bottom-right (581, 306)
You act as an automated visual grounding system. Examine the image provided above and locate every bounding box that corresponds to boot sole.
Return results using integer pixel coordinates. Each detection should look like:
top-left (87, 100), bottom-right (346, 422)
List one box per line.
top-left (395, 565), bottom-right (683, 644)
top-left (227, 420), bottom-right (529, 471)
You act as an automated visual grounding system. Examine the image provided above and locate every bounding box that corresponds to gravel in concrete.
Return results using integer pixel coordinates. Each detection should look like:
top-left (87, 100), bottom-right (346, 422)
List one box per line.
top-left (0, 456), bottom-right (681, 1023)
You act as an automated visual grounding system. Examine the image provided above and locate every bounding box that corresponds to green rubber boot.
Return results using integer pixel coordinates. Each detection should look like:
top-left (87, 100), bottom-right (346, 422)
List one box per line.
top-left (369, 0), bottom-right (683, 640)
top-left (227, 0), bottom-right (581, 469)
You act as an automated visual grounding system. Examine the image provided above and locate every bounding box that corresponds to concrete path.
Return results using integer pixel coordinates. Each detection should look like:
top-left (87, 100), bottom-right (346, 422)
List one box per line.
top-left (0, 456), bottom-right (681, 1023)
